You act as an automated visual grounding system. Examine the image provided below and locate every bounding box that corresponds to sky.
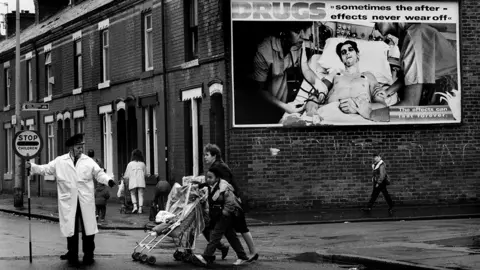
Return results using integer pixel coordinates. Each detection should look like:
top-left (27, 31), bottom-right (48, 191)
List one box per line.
top-left (1, 0), bottom-right (35, 13)
top-left (0, 0), bottom-right (35, 35)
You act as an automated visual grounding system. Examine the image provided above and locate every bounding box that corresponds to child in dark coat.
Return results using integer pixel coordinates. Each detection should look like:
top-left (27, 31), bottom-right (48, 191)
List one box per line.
top-left (95, 183), bottom-right (110, 222)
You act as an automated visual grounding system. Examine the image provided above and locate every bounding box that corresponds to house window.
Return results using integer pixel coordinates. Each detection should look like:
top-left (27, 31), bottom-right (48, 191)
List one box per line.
top-left (182, 87), bottom-right (203, 176)
top-left (102, 113), bottom-right (113, 177)
top-left (185, 0), bottom-right (198, 60)
top-left (74, 40), bottom-right (82, 89)
top-left (64, 118), bottom-right (71, 144)
top-left (74, 117), bottom-right (84, 135)
top-left (27, 60), bottom-right (33, 101)
top-left (4, 67), bottom-right (10, 107)
top-left (45, 52), bottom-right (53, 97)
top-left (144, 13), bottom-right (153, 71)
top-left (101, 30), bottom-right (110, 82)
top-left (47, 123), bottom-right (55, 162)
top-left (57, 118), bottom-right (64, 155)
top-left (4, 124), bottom-right (14, 174)
top-left (144, 106), bottom-right (158, 175)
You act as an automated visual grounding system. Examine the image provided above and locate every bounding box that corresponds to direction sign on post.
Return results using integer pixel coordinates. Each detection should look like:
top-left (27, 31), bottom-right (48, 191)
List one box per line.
top-left (22, 103), bottom-right (50, 111)
top-left (13, 130), bottom-right (43, 159)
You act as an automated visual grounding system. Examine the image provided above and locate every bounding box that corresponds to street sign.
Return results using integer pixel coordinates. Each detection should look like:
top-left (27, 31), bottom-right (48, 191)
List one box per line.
top-left (13, 130), bottom-right (43, 159)
top-left (22, 103), bottom-right (50, 111)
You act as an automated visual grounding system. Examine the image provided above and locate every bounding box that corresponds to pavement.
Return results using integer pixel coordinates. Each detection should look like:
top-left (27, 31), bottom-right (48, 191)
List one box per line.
top-left (1, 193), bottom-right (480, 270)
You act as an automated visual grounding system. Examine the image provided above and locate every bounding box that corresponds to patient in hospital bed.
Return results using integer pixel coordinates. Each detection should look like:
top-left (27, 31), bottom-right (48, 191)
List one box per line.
top-left (283, 37), bottom-right (396, 125)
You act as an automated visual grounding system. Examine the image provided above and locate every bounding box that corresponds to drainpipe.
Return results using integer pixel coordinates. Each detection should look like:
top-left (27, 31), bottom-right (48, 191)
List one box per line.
top-left (161, 0), bottom-right (169, 183)
top-left (32, 41), bottom-right (41, 197)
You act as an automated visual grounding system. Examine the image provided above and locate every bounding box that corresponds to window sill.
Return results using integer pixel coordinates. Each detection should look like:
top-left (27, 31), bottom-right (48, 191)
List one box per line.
top-left (3, 105), bottom-right (10, 112)
top-left (3, 173), bottom-right (12, 180)
top-left (44, 175), bottom-right (55, 181)
top-left (98, 80), bottom-right (110, 89)
top-left (140, 70), bottom-right (154, 79)
top-left (43, 95), bottom-right (52, 102)
top-left (72, 87), bottom-right (82, 95)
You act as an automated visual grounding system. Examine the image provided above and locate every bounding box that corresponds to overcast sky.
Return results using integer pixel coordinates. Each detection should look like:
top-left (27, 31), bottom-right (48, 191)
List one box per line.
top-left (0, 0), bottom-right (35, 35)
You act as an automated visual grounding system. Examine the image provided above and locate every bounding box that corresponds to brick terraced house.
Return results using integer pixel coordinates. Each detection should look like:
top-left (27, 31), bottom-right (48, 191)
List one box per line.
top-left (0, 0), bottom-right (478, 211)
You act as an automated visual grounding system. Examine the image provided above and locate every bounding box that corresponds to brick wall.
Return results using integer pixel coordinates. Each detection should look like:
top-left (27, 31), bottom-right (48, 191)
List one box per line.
top-left (227, 0), bottom-right (480, 211)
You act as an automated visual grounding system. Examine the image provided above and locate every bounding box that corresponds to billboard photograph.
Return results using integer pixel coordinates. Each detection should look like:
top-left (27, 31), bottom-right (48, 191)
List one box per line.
top-left (231, 0), bottom-right (461, 127)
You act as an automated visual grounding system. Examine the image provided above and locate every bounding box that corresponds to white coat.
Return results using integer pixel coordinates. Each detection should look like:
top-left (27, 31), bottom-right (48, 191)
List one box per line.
top-left (31, 153), bottom-right (111, 237)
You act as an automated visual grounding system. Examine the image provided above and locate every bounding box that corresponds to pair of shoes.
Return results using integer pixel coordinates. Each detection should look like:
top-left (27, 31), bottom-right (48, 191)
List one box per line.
top-left (67, 258), bottom-right (80, 266)
top-left (191, 254), bottom-right (208, 267)
top-left (388, 208), bottom-right (394, 215)
top-left (60, 253), bottom-right (70, 260)
top-left (233, 259), bottom-right (249, 265)
top-left (361, 207), bottom-right (372, 212)
top-left (247, 253), bottom-right (259, 262)
top-left (220, 245), bottom-right (229, 260)
top-left (83, 256), bottom-right (95, 265)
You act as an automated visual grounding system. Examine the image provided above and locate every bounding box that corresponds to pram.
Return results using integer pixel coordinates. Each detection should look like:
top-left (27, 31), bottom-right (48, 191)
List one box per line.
top-left (132, 182), bottom-right (208, 265)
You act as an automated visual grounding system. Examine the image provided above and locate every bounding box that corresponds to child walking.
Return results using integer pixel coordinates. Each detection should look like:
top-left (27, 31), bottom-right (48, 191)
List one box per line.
top-left (95, 182), bottom-right (111, 222)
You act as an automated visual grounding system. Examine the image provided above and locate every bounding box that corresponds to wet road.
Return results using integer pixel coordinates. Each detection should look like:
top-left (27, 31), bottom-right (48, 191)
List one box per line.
top-left (0, 212), bottom-right (346, 269)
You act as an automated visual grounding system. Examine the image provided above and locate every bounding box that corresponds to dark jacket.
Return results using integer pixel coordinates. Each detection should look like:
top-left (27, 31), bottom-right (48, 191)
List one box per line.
top-left (95, 185), bottom-right (110, 205)
top-left (208, 180), bottom-right (242, 221)
top-left (372, 160), bottom-right (389, 185)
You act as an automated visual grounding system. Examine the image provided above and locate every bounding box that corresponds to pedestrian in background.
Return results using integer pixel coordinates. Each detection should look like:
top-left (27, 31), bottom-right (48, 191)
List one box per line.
top-left (123, 149), bottom-right (147, 214)
top-left (362, 153), bottom-right (395, 215)
top-left (95, 182), bottom-right (110, 222)
top-left (26, 134), bottom-right (116, 266)
top-left (87, 149), bottom-right (104, 172)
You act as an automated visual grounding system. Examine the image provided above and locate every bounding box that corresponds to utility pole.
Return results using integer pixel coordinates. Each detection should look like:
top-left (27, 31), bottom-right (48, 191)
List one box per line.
top-left (13, 0), bottom-right (23, 208)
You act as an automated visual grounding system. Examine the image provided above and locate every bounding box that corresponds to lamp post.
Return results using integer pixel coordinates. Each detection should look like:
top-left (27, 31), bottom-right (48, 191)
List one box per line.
top-left (13, 0), bottom-right (24, 208)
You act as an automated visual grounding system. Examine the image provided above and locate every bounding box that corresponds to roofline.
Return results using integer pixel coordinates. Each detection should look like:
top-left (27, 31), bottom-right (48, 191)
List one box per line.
top-left (0, 0), bottom-right (145, 60)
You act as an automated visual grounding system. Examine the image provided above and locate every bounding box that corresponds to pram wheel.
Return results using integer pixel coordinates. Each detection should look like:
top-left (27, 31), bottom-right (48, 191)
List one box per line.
top-left (147, 256), bottom-right (156, 265)
top-left (140, 254), bottom-right (148, 263)
top-left (133, 252), bottom-right (141, 261)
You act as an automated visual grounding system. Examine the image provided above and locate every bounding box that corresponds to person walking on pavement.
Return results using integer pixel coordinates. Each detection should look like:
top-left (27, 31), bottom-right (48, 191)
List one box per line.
top-left (201, 143), bottom-right (258, 261)
top-left (123, 149), bottom-right (147, 214)
top-left (26, 134), bottom-right (116, 266)
top-left (95, 182), bottom-right (110, 223)
top-left (87, 149), bottom-right (104, 172)
top-left (362, 153), bottom-right (395, 215)
top-left (193, 167), bottom-right (250, 266)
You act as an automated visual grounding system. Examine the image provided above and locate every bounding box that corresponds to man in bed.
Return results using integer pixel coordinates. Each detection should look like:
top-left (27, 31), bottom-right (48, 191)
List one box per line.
top-left (303, 40), bottom-right (385, 120)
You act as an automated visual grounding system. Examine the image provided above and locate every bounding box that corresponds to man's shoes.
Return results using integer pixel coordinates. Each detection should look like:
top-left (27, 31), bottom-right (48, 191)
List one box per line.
top-left (83, 256), bottom-right (95, 265)
top-left (67, 258), bottom-right (80, 266)
top-left (388, 207), bottom-right (394, 216)
top-left (220, 245), bottom-right (229, 260)
top-left (361, 207), bottom-right (372, 212)
top-left (247, 253), bottom-right (259, 262)
top-left (233, 259), bottom-right (249, 265)
top-left (60, 253), bottom-right (69, 260)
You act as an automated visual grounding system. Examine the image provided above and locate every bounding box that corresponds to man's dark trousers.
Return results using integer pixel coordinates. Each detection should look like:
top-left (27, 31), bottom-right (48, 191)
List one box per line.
top-left (367, 182), bottom-right (394, 208)
top-left (67, 200), bottom-right (95, 260)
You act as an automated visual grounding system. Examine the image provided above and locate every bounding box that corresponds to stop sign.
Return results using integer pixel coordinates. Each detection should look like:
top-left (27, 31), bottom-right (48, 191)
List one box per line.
top-left (13, 130), bottom-right (43, 159)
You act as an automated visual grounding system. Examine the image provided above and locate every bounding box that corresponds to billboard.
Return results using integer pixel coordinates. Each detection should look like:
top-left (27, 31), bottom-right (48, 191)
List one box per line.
top-left (231, 0), bottom-right (461, 127)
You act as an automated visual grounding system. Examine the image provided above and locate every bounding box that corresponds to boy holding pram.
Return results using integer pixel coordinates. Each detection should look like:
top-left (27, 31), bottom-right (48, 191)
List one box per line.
top-left (192, 167), bottom-right (250, 266)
